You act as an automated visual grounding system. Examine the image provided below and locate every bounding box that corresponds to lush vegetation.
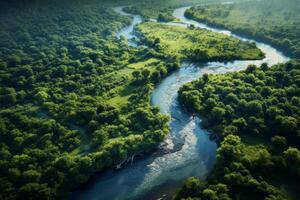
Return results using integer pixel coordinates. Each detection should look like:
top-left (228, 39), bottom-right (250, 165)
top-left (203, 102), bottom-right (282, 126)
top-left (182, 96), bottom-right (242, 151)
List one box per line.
top-left (136, 22), bottom-right (264, 61)
top-left (0, 1), bottom-right (176, 199)
top-left (123, 0), bottom-right (226, 21)
top-left (177, 60), bottom-right (300, 199)
top-left (0, 0), bottom-right (259, 199)
top-left (185, 0), bottom-right (300, 58)
top-left (1, 0), bottom-right (299, 199)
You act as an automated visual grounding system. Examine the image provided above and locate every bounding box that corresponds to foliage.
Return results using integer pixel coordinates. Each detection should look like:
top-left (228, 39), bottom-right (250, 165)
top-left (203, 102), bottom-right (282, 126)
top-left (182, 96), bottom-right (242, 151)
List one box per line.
top-left (179, 60), bottom-right (300, 142)
top-left (185, 0), bottom-right (300, 58)
top-left (0, 1), bottom-right (174, 199)
top-left (177, 60), bottom-right (300, 199)
top-left (121, 0), bottom-right (226, 19)
top-left (1, 0), bottom-right (298, 199)
top-left (175, 177), bottom-right (231, 200)
top-left (157, 13), bottom-right (175, 22)
top-left (136, 22), bottom-right (264, 61)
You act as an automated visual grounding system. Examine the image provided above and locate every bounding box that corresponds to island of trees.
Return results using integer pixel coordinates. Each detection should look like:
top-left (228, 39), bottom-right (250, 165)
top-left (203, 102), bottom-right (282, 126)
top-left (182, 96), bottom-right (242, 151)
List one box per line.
top-left (136, 22), bottom-right (264, 61)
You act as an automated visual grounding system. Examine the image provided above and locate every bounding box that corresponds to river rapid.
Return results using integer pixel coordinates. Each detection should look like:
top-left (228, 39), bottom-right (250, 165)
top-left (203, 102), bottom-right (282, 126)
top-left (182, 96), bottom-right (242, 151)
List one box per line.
top-left (72, 5), bottom-right (289, 200)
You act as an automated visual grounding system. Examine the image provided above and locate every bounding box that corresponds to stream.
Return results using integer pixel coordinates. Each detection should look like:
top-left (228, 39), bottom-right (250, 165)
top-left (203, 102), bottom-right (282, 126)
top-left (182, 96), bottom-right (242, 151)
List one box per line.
top-left (72, 5), bottom-right (289, 200)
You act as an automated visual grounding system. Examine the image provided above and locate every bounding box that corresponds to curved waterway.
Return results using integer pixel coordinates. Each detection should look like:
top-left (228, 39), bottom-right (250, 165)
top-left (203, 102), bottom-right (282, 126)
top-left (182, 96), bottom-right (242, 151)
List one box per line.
top-left (72, 5), bottom-right (289, 200)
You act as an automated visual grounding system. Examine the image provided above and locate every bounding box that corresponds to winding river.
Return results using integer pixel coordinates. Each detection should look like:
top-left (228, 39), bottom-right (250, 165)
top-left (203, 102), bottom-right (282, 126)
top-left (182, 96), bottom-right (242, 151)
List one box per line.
top-left (72, 5), bottom-right (289, 200)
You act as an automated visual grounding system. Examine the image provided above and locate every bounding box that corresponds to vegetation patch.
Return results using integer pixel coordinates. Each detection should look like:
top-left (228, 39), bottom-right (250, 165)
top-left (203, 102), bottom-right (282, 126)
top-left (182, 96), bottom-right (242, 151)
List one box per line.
top-left (136, 22), bottom-right (264, 61)
top-left (122, 0), bottom-right (221, 20)
top-left (177, 60), bottom-right (300, 200)
top-left (185, 0), bottom-right (300, 58)
top-left (0, 2), bottom-right (175, 199)
top-left (1, 0), bottom-right (299, 199)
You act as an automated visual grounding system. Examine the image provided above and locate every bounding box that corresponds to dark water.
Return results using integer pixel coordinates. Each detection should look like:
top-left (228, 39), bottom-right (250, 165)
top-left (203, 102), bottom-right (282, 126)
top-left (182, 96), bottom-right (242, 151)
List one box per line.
top-left (71, 5), bottom-right (289, 200)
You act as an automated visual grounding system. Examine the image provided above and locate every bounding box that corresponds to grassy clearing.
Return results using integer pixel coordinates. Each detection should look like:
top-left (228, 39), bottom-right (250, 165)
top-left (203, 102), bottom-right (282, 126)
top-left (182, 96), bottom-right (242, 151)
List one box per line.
top-left (126, 58), bottom-right (160, 73)
top-left (137, 22), bottom-right (264, 61)
top-left (185, 0), bottom-right (300, 57)
top-left (119, 0), bottom-right (230, 19)
top-left (107, 85), bottom-right (136, 107)
top-left (107, 58), bottom-right (160, 107)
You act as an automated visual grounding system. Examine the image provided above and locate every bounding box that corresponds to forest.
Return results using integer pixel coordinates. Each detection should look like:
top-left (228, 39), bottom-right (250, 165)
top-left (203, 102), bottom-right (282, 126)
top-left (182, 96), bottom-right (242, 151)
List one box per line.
top-left (184, 0), bottom-right (300, 58)
top-left (177, 60), bottom-right (300, 199)
top-left (0, 0), bottom-right (264, 199)
top-left (0, 1), bottom-right (173, 199)
top-left (175, 1), bottom-right (300, 199)
top-left (0, 0), bottom-right (299, 199)
top-left (136, 22), bottom-right (264, 61)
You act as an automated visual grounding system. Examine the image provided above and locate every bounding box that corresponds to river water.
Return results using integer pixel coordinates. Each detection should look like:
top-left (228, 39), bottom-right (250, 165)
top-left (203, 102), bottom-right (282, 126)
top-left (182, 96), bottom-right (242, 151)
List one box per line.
top-left (72, 5), bottom-right (289, 200)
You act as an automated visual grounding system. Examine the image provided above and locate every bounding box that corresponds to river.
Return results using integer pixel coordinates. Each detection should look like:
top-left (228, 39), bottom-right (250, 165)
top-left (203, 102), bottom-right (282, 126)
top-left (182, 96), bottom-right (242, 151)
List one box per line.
top-left (72, 5), bottom-right (289, 200)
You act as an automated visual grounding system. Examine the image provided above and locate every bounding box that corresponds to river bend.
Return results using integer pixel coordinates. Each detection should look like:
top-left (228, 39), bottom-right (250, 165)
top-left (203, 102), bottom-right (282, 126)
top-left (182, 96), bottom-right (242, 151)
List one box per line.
top-left (72, 5), bottom-right (289, 200)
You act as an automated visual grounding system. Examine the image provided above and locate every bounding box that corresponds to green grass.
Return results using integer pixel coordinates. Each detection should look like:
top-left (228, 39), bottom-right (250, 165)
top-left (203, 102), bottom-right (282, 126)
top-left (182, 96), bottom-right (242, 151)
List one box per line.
top-left (116, 58), bottom-right (159, 77)
top-left (127, 58), bottom-right (159, 71)
top-left (107, 85), bottom-right (136, 107)
top-left (185, 0), bottom-right (300, 57)
top-left (107, 58), bottom-right (159, 107)
top-left (137, 22), bottom-right (264, 61)
top-left (120, 0), bottom-right (224, 19)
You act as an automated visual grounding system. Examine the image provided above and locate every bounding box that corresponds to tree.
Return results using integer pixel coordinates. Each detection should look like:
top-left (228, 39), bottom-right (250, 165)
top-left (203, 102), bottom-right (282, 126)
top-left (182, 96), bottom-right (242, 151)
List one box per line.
top-left (202, 188), bottom-right (218, 200)
top-left (150, 71), bottom-right (161, 83)
top-left (8, 55), bottom-right (21, 67)
top-left (224, 92), bottom-right (239, 104)
top-left (22, 170), bottom-right (41, 182)
top-left (203, 73), bottom-right (209, 83)
top-left (283, 147), bottom-right (300, 176)
top-left (92, 129), bottom-right (108, 148)
top-left (193, 48), bottom-right (208, 61)
top-left (175, 177), bottom-right (206, 199)
top-left (34, 90), bottom-right (49, 103)
top-left (1, 88), bottom-right (17, 105)
top-left (246, 101), bottom-right (263, 117)
top-left (271, 136), bottom-right (287, 151)
top-left (217, 134), bottom-right (243, 163)
top-left (277, 116), bottom-right (298, 134)
top-left (261, 62), bottom-right (269, 71)
top-left (245, 64), bottom-right (257, 73)
top-left (232, 118), bottom-right (247, 132)
top-left (141, 69), bottom-right (150, 80)
top-left (157, 13), bottom-right (174, 22)
top-left (209, 107), bottom-right (226, 124)
top-left (19, 183), bottom-right (51, 199)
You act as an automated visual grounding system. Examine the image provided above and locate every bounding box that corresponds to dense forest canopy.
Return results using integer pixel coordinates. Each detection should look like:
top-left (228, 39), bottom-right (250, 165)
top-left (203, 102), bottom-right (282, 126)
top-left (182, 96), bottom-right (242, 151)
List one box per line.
top-left (0, 0), bottom-right (173, 198)
top-left (185, 0), bottom-right (300, 58)
top-left (177, 60), bottom-right (300, 199)
top-left (0, 0), bottom-right (259, 198)
top-left (0, 0), bottom-right (299, 199)
top-left (176, 1), bottom-right (300, 198)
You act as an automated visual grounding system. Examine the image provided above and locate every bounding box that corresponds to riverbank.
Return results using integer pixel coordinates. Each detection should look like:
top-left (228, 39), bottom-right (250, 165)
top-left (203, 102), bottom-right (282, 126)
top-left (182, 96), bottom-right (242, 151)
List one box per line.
top-left (177, 59), bottom-right (300, 200)
top-left (71, 5), bottom-right (288, 200)
top-left (184, 12), bottom-right (293, 59)
top-left (136, 21), bottom-right (264, 61)
top-left (184, 2), bottom-right (300, 58)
